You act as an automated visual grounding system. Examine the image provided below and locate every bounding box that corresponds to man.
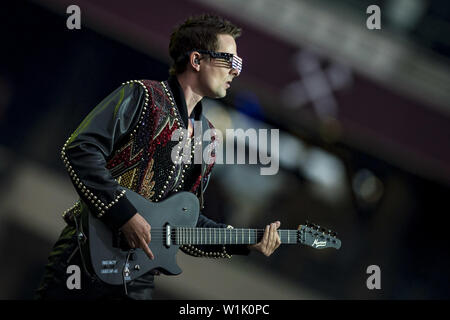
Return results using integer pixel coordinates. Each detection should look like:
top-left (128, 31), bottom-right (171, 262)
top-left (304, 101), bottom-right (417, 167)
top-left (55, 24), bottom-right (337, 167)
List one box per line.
top-left (35, 13), bottom-right (281, 300)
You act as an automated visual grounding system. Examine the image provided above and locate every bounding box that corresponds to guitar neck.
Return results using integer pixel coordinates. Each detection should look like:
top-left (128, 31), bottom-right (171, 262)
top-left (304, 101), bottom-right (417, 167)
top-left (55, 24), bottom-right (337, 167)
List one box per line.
top-left (174, 228), bottom-right (298, 245)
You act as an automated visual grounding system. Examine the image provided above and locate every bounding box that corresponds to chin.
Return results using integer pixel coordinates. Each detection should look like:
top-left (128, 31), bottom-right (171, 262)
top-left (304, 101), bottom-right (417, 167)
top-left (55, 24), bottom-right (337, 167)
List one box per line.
top-left (208, 90), bottom-right (226, 99)
top-left (218, 88), bottom-right (228, 98)
top-left (218, 92), bottom-right (227, 98)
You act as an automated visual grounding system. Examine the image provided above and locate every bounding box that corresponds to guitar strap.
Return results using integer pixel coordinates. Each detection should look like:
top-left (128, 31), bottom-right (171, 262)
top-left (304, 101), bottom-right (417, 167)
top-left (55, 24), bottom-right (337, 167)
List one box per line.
top-left (200, 157), bottom-right (204, 209)
top-left (199, 115), bottom-right (213, 210)
top-left (199, 116), bottom-right (206, 209)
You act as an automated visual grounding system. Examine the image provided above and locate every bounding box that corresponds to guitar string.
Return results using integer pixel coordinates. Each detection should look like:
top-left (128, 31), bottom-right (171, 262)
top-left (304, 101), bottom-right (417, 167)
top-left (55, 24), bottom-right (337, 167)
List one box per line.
top-left (141, 230), bottom-right (331, 236)
top-left (142, 227), bottom-right (330, 235)
top-left (120, 230), bottom-right (304, 243)
top-left (144, 230), bottom-right (332, 236)
top-left (120, 229), bottom-right (336, 244)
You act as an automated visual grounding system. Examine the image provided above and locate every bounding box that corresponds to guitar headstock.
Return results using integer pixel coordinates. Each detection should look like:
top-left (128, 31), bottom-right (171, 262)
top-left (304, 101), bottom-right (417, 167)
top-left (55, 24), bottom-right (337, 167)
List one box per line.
top-left (297, 221), bottom-right (341, 250)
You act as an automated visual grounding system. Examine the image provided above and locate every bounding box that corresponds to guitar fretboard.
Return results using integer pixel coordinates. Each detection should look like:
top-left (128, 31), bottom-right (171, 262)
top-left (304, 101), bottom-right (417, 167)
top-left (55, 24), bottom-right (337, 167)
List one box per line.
top-left (174, 228), bottom-right (298, 245)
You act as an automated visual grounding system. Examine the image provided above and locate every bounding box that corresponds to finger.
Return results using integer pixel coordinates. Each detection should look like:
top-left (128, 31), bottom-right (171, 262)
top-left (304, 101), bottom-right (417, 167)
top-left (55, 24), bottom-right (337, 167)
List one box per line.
top-left (268, 223), bottom-right (277, 252)
top-left (262, 224), bottom-right (270, 246)
top-left (270, 223), bottom-right (281, 252)
top-left (275, 233), bottom-right (281, 248)
top-left (127, 235), bottom-right (137, 248)
top-left (140, 237), bottom-right (154, 260)
top-left (142, 229), bottom-right (151, 245)
top-left (276, 222), bottom-right (282, 248)
top-left (262, 225), bottom-right (272, 255)
top-left (144, 224), bottom-right (152, 244)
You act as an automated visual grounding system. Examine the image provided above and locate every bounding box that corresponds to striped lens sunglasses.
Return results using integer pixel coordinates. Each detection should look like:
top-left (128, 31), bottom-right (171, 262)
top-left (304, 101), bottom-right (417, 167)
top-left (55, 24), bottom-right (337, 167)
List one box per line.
top-left (195, 50), bottom-right (243, 76)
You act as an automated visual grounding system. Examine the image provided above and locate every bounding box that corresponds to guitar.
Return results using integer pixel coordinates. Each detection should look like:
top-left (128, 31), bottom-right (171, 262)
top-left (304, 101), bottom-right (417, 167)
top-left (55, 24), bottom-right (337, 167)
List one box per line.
top-left (79, 188), bottom-right (341, 285)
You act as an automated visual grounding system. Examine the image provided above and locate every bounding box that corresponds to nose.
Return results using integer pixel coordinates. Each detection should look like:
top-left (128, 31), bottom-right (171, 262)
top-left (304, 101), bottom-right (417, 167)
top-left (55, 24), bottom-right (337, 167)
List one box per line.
top-left (230, 68), bottom-right (239, 77)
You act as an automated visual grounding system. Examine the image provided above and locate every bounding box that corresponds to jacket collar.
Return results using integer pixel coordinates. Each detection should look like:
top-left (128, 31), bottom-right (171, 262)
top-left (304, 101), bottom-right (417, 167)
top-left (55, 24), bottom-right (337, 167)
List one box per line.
top-left (167, 75), bottom-right (203, 128)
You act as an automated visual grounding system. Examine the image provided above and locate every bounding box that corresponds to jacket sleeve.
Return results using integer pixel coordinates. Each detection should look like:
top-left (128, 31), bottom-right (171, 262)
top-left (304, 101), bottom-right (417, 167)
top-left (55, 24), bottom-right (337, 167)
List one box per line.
top-left (61, 80), bottom-right (151, 230)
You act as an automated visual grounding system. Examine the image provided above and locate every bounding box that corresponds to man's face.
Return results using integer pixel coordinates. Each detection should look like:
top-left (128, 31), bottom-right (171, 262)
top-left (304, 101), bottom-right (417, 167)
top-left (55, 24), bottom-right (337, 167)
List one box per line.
top-left (198, 34), bottom-right (240, 98)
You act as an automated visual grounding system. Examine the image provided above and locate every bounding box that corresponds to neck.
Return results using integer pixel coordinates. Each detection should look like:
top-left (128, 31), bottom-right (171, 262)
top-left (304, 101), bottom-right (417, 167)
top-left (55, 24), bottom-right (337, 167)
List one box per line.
top-left (174, 227), bottom-right (299, 245)
top-left (176, 73), bottom-right (203, 117)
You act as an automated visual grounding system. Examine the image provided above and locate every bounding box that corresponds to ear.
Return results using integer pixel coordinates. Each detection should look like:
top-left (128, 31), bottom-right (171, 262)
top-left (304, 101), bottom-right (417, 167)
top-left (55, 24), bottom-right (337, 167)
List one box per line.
top-left (189, 52), bottom-right (201, 72)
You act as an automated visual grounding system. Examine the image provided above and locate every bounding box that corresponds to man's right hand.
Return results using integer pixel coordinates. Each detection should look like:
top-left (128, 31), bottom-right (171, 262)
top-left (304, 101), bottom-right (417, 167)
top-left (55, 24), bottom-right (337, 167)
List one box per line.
top-left (120, 213), bottom-right (154, 260)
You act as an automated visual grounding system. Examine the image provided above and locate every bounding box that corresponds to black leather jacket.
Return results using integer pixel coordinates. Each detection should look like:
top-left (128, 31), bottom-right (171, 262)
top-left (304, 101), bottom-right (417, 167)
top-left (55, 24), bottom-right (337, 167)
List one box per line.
top-left (61, 76), bottom-right (249, 258)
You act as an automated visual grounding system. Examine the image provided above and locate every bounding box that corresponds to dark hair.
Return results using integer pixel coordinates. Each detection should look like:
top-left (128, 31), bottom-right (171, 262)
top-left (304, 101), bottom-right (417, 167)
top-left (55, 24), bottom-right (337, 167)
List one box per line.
top-left (169, 13), bottom-right (242, 75)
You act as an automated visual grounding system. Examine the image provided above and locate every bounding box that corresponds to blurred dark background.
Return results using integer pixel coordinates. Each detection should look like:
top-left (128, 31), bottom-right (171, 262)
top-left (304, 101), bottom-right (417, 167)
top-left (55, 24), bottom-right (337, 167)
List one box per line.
top-left (0, 0), bottom-right (449, 299)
